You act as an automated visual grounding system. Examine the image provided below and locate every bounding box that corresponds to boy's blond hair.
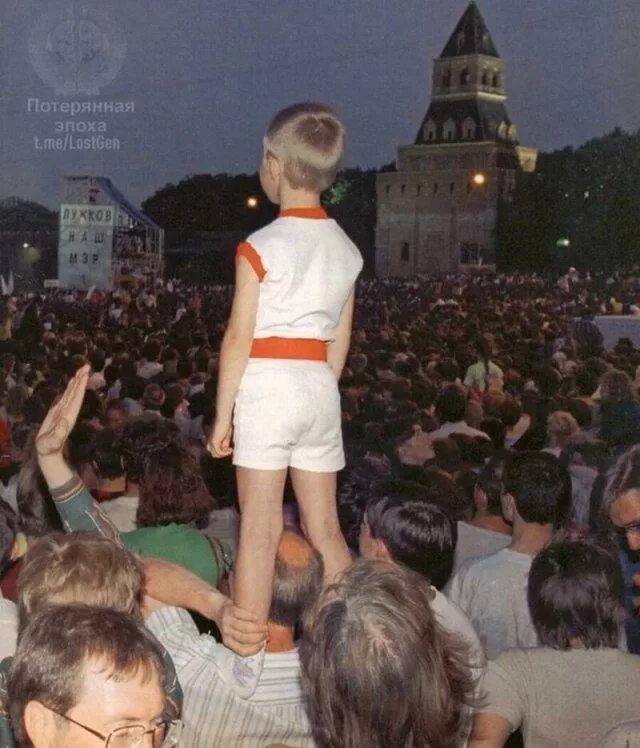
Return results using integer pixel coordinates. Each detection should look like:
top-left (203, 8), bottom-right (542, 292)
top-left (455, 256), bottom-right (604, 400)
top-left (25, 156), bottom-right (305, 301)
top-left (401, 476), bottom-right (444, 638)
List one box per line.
top-left (265, 102), bottom-right (345, 192)
top-left (17, 532), bottom-right (143, 630)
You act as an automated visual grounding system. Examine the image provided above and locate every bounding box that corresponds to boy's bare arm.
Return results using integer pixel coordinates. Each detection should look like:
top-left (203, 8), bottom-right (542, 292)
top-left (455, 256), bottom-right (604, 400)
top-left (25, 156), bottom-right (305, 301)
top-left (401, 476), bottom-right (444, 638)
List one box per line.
top-left (209, 257), bottom-right (259, 456)
top-left (327, 288), bottom-right (355, 380)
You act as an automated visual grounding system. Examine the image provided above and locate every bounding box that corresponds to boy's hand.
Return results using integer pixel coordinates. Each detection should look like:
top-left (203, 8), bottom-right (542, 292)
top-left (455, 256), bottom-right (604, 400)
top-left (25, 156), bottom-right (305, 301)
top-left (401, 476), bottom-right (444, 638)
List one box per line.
top-left (219, 600), bottom-right (268, 656)
top-left (208, 418), bottom-right (233, 458)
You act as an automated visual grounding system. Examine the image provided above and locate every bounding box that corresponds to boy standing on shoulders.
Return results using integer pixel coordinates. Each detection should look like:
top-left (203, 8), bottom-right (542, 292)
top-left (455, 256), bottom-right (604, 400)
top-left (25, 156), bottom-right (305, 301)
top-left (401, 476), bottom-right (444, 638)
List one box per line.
top-left (208, 103), bottom-right (363, 627)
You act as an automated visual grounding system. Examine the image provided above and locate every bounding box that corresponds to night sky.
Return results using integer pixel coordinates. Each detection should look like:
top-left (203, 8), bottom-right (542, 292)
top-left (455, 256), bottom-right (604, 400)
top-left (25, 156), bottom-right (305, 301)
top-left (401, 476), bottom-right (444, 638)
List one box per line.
top-left (1, 0), bottom-right (638, 210)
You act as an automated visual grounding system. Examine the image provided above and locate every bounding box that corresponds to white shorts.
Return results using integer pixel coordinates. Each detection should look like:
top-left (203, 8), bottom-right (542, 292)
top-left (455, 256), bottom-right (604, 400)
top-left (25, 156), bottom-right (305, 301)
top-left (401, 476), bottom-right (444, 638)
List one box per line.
top-left (233, 359), bottom-right (345, 472)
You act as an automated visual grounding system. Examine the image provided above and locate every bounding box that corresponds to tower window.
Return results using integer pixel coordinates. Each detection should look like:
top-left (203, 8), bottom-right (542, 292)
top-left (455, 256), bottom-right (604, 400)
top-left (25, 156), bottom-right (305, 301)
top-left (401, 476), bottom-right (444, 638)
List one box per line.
top-left (400, 242), bottom-right (410, 262)
top-left (460, 68), bottom-right (470, 86)
top-left (492, 73), bottom-right (500, 88)
top-left (400, 184), bottom-right (406, 196)
top-left (443, 118), bottom-right (455, 141)
top-left (462, 117), bottom-right (477, 140)
top-left (433, 183), bottom-right (439, 195)
top-left (385, 185), bottom-right (390, 196)
top-left (442, 68), bottom-right (451, 88)
top-left (482, 70), bottom-right (489, 86)
top-left (423, 119), bottom-right (437, 142)
top-left (450, 182), bottom-right (455, 194)
top-left (417, 184), bottom-right (421, 196)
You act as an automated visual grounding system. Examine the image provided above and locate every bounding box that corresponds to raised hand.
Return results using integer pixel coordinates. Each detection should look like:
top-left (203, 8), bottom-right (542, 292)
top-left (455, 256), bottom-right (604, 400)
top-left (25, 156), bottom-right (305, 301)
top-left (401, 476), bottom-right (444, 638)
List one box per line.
top-left (36, 364), bottom-right (90, 458)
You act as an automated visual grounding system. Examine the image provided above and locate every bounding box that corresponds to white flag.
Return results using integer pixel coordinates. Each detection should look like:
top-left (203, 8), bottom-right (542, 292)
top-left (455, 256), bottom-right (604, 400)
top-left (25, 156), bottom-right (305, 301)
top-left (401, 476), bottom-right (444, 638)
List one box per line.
top-left (86, 284), bottom-right (96, 301)
top-left (0, 275), bottom-right (7, 296)
top-left (7, 271), bottom-right (14, 296)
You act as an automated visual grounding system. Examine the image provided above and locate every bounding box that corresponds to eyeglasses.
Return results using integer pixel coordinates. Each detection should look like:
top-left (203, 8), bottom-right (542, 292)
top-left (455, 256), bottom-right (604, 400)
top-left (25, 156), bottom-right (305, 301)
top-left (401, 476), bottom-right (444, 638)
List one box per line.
top-left (45, 707), bottom-right (182, 747)
top-left (612, 521), bottom-right (640, 538)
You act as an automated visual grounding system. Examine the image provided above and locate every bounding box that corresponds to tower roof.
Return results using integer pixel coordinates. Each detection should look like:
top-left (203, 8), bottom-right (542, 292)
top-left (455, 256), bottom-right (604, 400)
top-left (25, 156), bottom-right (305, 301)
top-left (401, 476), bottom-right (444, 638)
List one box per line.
top-left (440, 2), bottom-right (499, 59)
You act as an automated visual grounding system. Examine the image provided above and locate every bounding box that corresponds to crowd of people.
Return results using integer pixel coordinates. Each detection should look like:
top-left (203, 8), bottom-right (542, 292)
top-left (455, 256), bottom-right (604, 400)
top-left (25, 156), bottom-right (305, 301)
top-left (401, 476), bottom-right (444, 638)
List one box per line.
top-left (0, 263), bottom-right (639, 747)
top-left (1, 99), bottom-right (640, 748)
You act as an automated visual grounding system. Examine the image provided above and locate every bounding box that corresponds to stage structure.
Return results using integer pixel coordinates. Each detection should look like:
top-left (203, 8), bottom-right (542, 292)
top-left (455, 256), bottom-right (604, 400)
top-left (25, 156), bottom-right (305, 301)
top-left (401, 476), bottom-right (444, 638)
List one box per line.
top-left (58, 176), bottom-right (164, 290)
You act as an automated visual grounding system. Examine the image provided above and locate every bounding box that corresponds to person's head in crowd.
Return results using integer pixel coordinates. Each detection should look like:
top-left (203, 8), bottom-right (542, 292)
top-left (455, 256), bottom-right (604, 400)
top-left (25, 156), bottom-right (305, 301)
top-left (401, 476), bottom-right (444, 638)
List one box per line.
top-left (527, 536), bottom-right (624, 650)
top-left (360, 494), bottom-right (456, 590)
top-left (0, 499), bottom-right (18, 576)
top-left (479, 417), bottom-right (506, 451)
top-left (161, 383), bottom-right (187, 420)
top-left (176, 358), bottom-right (193, 383)
top-left (502, 451), bottom-right (571, 530)
top-left (8, 605), bottom-right (171, 748)
top-left (348, 352), bottom-right (368, 375)
top-left (574, 366), bottom-right (598, 399)
top-left (269, 531), bottom-right (324, 635)
top-left (566, 398), bottom-right (592, 431)
top-left (300, 560), bottom-right (473, 748)
top-left (600, 369), bottom-right (637, 404)
top-left (547, 410), bottom-right (580, 450)
top-left (436, 385), bottom-right (467, 426)
top-left (88, 348), bottom-right (106, 376)
top-left (67, 423), bottom-right (99, 490)
top-left (142, 383), bottom-right (166, 413)
top-left (77, 388), bottom-right (104, 428)
top-left (105, 400), bottom-right (128, 431)
top-left (434, 358), bottom-right (459, 386)
top-left (90, 429), bottom-right (126, 486)
top-left (141, 339), bottom-right (161, 364)
top-left (432, 437), bottom-right (462, 475)
top-left (119, 416), bottom-right (214, 527)
top-left (473, 454), bottom-right (508, 520)
top-left (450, 433), bottom-right (493, 468)
top-left (17, 532), bottom-right (143, 628)
top-left (603, 445), bottom-right (640, 552)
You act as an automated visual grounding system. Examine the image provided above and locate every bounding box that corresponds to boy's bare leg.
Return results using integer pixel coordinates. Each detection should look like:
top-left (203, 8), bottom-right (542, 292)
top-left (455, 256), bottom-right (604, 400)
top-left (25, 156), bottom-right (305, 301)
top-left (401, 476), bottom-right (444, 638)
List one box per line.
top-left (235, 466), bottom-right (287, 624)
top-left (290, 468), bottom-right (352, 585)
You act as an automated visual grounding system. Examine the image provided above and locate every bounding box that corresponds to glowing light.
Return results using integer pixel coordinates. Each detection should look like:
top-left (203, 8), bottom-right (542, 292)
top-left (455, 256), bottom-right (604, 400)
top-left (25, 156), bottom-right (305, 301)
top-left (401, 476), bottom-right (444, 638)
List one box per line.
top-left (246, 196), bottom-right (259, 209)
top-left (472, 173), bottom-right (486, 186)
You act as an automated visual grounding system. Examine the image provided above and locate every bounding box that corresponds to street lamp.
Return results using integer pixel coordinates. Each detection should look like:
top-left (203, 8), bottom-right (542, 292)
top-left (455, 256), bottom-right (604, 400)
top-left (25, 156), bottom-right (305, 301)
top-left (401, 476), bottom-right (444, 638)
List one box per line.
top-left (246, 196), bottom-right (258, 209)
top-left (23, 242), bottom-right (29, 249)
top-left (472, 172), bottom-right (486, 187)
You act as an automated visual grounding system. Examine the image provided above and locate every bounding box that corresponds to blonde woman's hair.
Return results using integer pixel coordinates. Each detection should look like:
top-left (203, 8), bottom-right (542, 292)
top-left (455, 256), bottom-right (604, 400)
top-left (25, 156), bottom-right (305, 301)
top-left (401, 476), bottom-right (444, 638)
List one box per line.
top-left (265, 102), bottom-right (345, 192)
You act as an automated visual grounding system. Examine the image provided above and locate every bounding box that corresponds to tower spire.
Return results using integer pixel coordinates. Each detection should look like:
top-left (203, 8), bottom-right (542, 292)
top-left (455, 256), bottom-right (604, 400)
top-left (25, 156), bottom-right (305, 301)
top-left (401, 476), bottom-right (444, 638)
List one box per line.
top-left (440, 1), bottom-right (499, 59)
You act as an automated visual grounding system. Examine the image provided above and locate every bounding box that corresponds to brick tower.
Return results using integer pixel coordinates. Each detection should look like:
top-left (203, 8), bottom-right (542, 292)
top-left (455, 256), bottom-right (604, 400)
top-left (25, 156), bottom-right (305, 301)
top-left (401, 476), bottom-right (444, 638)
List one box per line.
top-left (375, 1), bottom-right (537, 277)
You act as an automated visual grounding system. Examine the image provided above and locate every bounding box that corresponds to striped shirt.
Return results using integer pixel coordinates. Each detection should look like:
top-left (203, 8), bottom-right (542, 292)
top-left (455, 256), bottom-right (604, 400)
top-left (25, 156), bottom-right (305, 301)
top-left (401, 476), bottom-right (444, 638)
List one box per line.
top-left (147, 606), bottom-right (314, 748)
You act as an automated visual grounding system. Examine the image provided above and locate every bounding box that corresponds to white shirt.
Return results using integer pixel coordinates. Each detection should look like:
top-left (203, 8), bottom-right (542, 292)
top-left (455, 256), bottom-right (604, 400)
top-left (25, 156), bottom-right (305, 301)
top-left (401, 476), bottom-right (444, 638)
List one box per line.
top-left (147, 607), bottom-right (314, 748)
top-left (453, 522), bottom-right (511, 574)
top-left (246, 212), bottom-right (363, 341)
top-left (0, 594), bottom-right (17, 660)
top-left (429, 420), bottom-right (490, 442)
top-left (447, 548), bottom-right (538, 660)
top-left (100, 495), bottom-right (139, 532)
top-left (137, 361), bottom-right (163, 380)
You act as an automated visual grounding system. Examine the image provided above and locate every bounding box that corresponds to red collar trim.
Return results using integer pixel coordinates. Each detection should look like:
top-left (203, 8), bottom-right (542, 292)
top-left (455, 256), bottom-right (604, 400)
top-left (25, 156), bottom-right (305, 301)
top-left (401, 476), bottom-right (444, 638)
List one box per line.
top-left (279, 207), bottom-right (329, 219)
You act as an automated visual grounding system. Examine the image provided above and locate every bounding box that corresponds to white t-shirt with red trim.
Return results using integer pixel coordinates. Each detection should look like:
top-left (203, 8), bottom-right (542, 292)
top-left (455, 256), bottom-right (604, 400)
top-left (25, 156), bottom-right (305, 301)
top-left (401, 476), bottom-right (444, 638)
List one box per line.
top-left (237, 208), bottom-right (363, 342)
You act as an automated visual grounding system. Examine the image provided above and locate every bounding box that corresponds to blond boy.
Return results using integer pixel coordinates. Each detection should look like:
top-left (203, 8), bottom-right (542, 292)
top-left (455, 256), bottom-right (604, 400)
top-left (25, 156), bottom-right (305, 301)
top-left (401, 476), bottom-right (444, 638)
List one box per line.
top-left (209, 102), bottom-right (363, 626)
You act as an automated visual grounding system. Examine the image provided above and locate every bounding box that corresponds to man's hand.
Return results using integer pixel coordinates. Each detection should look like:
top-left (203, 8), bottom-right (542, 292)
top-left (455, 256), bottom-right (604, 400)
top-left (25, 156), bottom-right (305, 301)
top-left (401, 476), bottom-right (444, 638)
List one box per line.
top-left (36, 364), bottom-right (90, 458)
top-left (219, 599), bottom-right (268, 657)
top-left (207, 417), bottom-right (233, 458)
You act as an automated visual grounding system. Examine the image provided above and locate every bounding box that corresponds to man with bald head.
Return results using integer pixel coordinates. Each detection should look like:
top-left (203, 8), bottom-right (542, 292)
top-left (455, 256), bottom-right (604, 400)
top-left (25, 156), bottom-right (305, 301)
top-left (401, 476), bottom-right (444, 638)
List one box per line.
top-left (145, 530), bottom-right (323, 748)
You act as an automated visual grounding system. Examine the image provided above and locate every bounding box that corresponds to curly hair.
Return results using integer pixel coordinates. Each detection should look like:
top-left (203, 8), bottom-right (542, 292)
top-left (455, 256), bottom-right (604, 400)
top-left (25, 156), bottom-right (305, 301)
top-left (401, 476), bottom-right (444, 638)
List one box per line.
top-left (119, 416), bottom-right (214, 527)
